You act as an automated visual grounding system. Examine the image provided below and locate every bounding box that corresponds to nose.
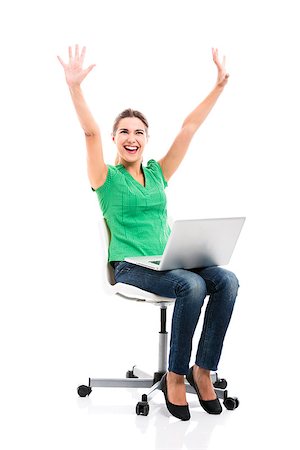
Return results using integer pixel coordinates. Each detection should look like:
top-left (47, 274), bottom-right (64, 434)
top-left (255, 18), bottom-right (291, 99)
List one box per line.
top-left (127, 134), bottom-right (137, 143)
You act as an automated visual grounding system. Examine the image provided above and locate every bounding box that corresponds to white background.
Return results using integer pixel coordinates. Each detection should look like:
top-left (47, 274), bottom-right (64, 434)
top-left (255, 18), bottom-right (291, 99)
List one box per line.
top-left (1, 0), bottom-right (299, 449)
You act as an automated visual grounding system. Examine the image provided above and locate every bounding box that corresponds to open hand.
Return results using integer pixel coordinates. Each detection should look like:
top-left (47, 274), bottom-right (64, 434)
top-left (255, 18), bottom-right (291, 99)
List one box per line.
top-left (57, 44), bottom-right (96, 88)
top-left (212, 48), bottom-right (229, 88)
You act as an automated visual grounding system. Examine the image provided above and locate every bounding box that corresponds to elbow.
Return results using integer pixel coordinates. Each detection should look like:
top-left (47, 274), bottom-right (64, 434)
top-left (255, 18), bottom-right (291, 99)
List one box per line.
top-left (181, 123), bottom-right (197, 137)
top-left (84, 127), bottom-right (100, 138)
top-left (84, 131), bottom-right (94, 137)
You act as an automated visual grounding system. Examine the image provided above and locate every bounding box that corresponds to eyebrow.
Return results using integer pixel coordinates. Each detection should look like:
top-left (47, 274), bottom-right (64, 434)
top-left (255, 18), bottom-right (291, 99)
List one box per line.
top-left (118, 128), bottom-right (145, 133)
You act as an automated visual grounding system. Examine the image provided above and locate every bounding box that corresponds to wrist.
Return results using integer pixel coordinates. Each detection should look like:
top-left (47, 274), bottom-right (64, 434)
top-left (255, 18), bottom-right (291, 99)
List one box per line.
top-left (69, 84), bottom-right (82, 94)
top-left (213, 84), bottom-right (225, 93)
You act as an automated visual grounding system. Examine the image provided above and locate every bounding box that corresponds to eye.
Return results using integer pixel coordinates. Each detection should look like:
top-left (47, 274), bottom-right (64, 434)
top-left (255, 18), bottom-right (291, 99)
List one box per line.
top-left (137, 131), bottom-right (144, 135)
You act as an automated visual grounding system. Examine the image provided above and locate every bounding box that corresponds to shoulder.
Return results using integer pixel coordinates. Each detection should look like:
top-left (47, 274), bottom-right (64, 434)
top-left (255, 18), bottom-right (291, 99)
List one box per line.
top-left (146, 159), bottom-right (162, 171)
top-left (145, 159), bottom-right (168, 188)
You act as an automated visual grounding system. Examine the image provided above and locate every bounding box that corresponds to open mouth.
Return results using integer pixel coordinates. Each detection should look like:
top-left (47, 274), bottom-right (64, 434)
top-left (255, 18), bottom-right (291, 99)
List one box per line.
top-left (124, 146), bottom-right (139, 154)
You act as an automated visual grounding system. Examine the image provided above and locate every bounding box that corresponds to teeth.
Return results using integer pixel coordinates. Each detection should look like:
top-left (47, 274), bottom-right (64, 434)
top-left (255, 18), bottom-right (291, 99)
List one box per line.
top-left (125, 146), bottom-right (138, 150)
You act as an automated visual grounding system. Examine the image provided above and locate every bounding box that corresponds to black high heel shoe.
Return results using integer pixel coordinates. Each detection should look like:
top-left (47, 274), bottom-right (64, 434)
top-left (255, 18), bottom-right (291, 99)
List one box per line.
top-left (161, 373), bottom-right (191, 421)
top-left (186, 367), bottom-right (222, 415)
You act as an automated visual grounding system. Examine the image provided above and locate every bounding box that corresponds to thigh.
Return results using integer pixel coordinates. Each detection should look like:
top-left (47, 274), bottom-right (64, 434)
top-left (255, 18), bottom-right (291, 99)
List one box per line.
top-left (113, 262), bottom-right (205, 299)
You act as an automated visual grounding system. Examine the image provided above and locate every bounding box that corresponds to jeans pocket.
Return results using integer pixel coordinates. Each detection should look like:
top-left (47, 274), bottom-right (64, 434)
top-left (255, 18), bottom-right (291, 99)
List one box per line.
top-left (114, 261), bottom-right (132, 278)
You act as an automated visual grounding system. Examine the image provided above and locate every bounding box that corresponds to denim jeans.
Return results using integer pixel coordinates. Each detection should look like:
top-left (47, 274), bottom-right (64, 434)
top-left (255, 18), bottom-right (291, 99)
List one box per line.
top-left (113, 261), bottom-right (239, 375)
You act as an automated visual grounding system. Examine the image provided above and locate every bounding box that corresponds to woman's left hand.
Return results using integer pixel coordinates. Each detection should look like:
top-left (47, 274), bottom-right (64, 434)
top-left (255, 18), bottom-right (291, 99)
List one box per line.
top-left (212, 48), bottom-right (229, 89)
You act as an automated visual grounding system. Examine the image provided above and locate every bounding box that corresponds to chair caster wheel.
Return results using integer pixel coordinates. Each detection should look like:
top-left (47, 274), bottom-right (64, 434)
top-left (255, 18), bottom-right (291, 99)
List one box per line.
top-left (224, 396), bottom-right (239, 410)
top-left (136, 401), bottom-right (149, 416)
top-left (77, 385), bottom-right (92, 397)
top-left (126, 370), bottom-right (138, 378)
top-left (213, 378), bottom-right (227, 389)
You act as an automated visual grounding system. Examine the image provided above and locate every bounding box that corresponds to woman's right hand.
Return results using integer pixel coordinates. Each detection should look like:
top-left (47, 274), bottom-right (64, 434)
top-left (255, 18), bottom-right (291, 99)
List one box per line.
top-left (57, 44), bottom-right (96, 88)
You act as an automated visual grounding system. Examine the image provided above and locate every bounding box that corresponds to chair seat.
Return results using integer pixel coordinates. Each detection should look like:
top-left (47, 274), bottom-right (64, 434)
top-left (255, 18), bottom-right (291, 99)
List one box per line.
top-left (110, 282), bottom-right (175, 305)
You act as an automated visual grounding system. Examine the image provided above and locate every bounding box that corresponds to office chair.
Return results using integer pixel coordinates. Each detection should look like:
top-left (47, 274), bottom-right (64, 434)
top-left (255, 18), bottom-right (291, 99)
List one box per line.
top-left (77, 218), bottom-right (239, 416)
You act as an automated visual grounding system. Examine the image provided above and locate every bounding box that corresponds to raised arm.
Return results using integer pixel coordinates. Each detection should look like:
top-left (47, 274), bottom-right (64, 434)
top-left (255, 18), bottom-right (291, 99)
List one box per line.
top-left (57, 45), bottom-right (108, 189)
top-left (158, 48), bottom-right (229, 182)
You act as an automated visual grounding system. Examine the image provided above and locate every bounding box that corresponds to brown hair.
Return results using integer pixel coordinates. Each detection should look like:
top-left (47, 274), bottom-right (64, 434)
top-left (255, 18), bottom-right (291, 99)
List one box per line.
top-left (113, 108), bottom-right (149, 165)
top-left (112, 108), bottom-right (149, 137)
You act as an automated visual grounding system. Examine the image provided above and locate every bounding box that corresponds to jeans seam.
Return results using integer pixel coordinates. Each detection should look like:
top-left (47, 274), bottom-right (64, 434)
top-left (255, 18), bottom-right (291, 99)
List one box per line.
top-left (117, 269), bottom-right (186, 297)
top-left (115, 263), bottom-right (196, 295)
top-left (197, 294), bottom-right (215, 367)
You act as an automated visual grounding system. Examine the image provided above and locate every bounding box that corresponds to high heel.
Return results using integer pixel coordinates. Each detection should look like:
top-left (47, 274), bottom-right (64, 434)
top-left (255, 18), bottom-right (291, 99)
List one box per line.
top-left (161, 373), bottom-right (191, 421)
top-left (186, 367), bottom-right (222, 415)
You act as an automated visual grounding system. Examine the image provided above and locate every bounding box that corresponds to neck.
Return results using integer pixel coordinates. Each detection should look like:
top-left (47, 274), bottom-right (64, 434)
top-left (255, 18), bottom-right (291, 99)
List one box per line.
top-left (120, 159), bottom-right (143, 176)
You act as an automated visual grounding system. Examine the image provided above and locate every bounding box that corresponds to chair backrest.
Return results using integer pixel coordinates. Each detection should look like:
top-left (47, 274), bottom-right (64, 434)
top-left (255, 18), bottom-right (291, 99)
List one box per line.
top-left (99, 216), bottom-right (174, 288)
top-left (98, 218), bottom-right (116, 288)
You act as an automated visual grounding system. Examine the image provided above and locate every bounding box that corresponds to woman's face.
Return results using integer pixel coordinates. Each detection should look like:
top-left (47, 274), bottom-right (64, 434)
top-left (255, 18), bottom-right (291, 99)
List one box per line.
top-left (112, 117), bottom-right (148, 164)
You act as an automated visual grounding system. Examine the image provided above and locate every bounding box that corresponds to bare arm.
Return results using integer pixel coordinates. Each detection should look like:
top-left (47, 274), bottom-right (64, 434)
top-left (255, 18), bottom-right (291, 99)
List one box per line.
top-left (57, 45), bottom-right (108, 189)
top-left (158, 48), bottom-right (229, 181)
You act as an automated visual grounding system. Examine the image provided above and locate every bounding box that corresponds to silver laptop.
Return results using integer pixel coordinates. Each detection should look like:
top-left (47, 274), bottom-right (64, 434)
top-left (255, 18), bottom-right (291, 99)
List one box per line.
top-left (124, 217), bottom-right (245, 271)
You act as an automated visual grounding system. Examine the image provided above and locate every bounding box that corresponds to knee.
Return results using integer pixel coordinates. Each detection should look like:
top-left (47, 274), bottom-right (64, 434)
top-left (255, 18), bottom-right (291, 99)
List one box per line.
top-left (176, 272), bottom-right (207, 300)
top-left (219, 270), bottom-right (239, 297)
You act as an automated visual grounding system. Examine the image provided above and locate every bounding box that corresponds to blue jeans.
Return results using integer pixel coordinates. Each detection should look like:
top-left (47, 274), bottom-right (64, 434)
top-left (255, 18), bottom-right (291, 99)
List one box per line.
top-left (113, 262), bottom-right (239, 375)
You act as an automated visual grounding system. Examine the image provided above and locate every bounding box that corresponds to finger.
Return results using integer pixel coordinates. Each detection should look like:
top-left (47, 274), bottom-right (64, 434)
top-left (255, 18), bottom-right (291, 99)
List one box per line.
top-left (80, 46), bottom-right (86, 64)
top-left (57, 55), bottom-right (65, 67)
top-left (214, 56), bottom-right (222, 70)
top-left (84, 64), bottom-right (96, 77)
top-left (80, 64), bottom-right (96, 82)
top-left (68, 46), bottom-right (73, 62)
top-left (212, 48), bottom-right (220, 65)
top-left (75, 43), bottom-right (79, 60)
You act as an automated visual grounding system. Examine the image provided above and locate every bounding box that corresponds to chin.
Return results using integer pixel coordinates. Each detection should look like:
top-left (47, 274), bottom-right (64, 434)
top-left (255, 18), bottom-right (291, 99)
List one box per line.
top-left (123, 154), bottom-right (143, 163)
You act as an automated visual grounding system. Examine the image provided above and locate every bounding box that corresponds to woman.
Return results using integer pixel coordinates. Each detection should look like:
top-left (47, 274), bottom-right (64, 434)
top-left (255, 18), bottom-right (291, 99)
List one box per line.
top-left (58, 45), bottom-right (239, 421)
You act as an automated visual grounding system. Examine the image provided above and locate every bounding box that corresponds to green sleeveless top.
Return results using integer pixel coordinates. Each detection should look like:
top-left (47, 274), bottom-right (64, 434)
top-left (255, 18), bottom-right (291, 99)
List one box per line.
top-left (92, 159), bottom-right (171, 262)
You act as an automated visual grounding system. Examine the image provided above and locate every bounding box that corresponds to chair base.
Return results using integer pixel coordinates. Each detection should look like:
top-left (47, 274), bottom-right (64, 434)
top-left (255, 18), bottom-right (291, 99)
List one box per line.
top-left (77, 306), bottom-right (240, 415)
top-left (78, 365), bottom-right (240, 415)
